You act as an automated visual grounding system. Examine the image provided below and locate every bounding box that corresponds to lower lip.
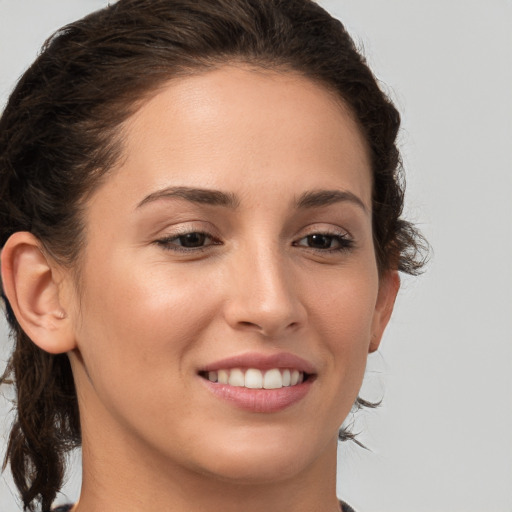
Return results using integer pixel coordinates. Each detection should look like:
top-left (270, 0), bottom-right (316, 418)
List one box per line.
top-left (201, 378), bottom-right (313, 413)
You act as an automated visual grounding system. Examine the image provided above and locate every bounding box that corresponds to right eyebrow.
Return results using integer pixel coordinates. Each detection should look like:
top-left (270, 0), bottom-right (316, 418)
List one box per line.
top-left (136, 186), bottom-right (240, 209)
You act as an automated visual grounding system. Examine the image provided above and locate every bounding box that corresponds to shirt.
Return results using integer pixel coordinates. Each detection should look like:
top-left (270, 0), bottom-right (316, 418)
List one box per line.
top-left (50, 501), bottom-right (357, 512)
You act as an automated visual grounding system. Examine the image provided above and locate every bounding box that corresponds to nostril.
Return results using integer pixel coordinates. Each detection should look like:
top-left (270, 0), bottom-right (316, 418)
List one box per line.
top-left (235, 320), bottom-right (299, 336)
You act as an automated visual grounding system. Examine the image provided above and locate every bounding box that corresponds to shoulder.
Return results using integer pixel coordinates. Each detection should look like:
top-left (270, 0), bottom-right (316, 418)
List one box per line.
top-left (340, 500), bottom-right (357, 512)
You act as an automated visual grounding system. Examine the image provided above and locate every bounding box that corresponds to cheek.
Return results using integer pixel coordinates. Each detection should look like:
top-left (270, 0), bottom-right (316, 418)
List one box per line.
top-left (70, 258), bottom-right (224, 440)
top-left (305, 264), bottom-right (379, 372)
top-left (73, 255), bottom-right (221, 385)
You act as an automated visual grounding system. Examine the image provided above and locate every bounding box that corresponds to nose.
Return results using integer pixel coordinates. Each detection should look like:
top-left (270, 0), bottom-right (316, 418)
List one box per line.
top-left (222, 246), bottom-right (306, 338)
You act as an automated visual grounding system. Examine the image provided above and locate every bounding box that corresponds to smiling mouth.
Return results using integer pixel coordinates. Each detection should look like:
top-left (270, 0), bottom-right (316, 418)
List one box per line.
top-left (199, 368), bottom-right (312, 390)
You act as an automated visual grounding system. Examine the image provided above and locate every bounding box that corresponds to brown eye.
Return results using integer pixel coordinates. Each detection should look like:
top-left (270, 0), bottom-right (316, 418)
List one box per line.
top-left (176, 232), bottom-right (207, 248)
top-left (306, 234), bottom-right (336, 249)
top-left (155, 231), bottom-right (220, 252)
top-left (294, 232), bottom-right (354, 252)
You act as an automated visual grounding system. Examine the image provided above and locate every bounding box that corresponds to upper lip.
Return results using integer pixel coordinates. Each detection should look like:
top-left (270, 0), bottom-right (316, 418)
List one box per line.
top-left (199, 352), bottom-right (317, 374)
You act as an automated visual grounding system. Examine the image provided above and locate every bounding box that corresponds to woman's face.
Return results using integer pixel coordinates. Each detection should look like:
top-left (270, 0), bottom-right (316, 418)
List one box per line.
top-left (66, 66), bottom-right (397, 484)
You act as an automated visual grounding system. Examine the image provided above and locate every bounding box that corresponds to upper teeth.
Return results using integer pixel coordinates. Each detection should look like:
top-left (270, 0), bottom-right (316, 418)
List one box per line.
top-left (207, 368), bottom-right (304, 389)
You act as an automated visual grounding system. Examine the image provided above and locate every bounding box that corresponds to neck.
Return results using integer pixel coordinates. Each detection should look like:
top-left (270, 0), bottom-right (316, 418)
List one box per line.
top-left (75, 426), bottom-right (342, 512)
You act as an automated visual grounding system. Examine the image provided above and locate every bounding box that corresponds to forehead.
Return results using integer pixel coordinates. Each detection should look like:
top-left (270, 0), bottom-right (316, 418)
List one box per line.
top-left (96, 65), bottom-right (372, 211)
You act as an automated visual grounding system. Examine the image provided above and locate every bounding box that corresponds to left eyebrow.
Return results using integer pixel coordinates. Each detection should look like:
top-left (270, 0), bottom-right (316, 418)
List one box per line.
top-left (295, 189), bottom-right (368, 213)
top-left (136, 186), bottom-right (240, 209)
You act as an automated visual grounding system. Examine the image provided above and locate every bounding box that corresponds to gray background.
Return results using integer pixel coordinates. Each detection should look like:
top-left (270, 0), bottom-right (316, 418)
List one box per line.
top-left (1, 1), bottom-right (511, 511)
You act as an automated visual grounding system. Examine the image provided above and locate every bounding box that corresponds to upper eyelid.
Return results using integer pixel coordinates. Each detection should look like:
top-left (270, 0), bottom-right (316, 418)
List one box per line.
top-left (156, 227), bottom-right (350, 239)
top-left (153, 221), bottom-right (220, 237)
top-left (158, 228), bottom-right (214, 238)
top-left (296, 230), bottom-right (350, 240)
top-left (295, 224), bottom-right (352, 239)
top-left (156, 230), bottom-right (219, 244)
top-left (151, 220), bottom-right (354, 241)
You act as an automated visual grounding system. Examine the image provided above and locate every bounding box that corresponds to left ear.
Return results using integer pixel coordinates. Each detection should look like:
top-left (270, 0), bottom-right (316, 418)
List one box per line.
top-left (369, 270), bottom-right (400, 353)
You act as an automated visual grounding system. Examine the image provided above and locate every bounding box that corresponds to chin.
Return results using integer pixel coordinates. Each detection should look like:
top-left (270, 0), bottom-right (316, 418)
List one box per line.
top-left (201, 453), bottom-right (309, 485)
top-left (186, 426), bottom-right (330, 485)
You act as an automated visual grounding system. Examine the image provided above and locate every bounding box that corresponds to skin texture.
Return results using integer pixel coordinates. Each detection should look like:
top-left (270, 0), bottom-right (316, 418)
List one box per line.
top-left (1, 66), bottom-right (399, 512)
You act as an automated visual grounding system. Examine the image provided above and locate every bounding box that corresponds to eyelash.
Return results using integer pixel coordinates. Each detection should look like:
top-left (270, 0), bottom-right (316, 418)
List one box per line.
top-left (154, 231), bottom-right (221, 253)
top-left (292, 232), bottom-right (354, 253)
top-left (154, 230), bottom-right (354, 254)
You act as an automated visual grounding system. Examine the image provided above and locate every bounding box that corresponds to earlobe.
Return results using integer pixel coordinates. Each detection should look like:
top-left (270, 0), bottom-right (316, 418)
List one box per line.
top-left (369, 270), bottom-right (400, 353)
top-left (1, 232), bottom-right (76, 354)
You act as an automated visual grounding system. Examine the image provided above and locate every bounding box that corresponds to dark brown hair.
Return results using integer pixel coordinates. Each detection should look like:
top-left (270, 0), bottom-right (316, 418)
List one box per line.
top-left (0, 0), bottom-right (426, 510)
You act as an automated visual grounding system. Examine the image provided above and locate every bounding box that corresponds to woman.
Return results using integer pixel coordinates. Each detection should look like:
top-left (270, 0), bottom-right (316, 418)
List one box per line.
top-left (0, 0), bottom-right (425, 511)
